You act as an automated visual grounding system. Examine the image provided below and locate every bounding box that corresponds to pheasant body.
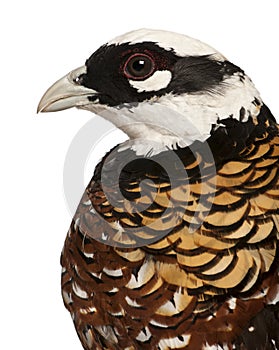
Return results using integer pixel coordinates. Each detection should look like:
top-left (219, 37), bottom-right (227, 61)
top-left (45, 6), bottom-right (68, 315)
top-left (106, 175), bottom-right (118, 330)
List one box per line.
top-left (61, 107), bottom-right (279, 349)
top-left (38, 29), bottom-right (279, 349)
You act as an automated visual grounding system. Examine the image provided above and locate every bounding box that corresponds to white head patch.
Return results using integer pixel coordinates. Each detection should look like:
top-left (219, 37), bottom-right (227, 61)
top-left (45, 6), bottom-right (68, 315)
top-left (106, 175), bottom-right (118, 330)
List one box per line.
top-left (129, 70), bottom-right (172, 93)
top-left (108, 28), bottom-right (225, 61)
top-left (80, 29), bottom-right (262, 157)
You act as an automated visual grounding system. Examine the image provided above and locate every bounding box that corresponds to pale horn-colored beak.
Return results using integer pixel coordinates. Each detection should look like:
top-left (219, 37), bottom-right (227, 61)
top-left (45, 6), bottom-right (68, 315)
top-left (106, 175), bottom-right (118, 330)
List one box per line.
top-left (37, 66), bottom-right (97, 113)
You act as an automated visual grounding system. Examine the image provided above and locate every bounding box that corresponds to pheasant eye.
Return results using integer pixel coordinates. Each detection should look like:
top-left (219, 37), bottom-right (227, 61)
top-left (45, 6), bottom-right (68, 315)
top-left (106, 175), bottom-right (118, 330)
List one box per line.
top-left (124, 53), bottom-right (155, 80)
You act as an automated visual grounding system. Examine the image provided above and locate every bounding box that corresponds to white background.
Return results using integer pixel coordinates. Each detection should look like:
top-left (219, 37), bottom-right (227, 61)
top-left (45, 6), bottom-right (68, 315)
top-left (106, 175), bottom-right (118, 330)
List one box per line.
top-left (1, 0), bottom-right (278, 349)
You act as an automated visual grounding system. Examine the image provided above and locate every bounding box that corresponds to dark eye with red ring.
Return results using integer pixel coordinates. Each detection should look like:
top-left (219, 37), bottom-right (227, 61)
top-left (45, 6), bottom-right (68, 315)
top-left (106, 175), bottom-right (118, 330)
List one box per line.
top-left (123, 53), bottom-right (155, 80)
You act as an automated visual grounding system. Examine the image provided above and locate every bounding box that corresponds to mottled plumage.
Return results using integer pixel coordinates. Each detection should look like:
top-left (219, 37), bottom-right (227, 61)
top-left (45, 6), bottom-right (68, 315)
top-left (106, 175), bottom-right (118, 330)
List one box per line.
top-left (38, 29), bottom-right (279, 350)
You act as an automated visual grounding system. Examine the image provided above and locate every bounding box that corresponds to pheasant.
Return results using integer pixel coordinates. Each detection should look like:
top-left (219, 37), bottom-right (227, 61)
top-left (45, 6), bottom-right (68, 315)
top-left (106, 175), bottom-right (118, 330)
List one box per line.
top-left (38, 29), bottom-right (279, 349)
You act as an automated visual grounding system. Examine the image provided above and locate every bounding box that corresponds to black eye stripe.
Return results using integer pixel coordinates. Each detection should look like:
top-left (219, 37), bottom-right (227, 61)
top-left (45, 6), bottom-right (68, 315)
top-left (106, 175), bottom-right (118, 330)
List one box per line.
top-left (82, 42), bottom-right (242, 107)
top-left (123, 53), bottom-right (155, 80)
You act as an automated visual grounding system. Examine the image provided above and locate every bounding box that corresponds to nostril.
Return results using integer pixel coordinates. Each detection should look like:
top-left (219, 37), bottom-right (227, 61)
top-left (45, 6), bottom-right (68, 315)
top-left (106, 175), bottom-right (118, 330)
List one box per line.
top-left (74, 73), bottom-right (85, 85)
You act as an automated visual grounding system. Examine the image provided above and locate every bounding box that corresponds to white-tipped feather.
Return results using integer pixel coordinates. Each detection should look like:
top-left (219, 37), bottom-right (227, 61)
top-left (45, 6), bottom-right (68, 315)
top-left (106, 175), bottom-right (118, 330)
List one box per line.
top-left (158, 334), bottom-right (191, 349)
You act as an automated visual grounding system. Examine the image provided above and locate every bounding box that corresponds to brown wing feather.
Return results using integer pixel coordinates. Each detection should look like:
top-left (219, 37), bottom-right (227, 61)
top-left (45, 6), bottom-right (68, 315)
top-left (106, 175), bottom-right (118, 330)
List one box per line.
top-left (61, 114), bottom-right (279, 349)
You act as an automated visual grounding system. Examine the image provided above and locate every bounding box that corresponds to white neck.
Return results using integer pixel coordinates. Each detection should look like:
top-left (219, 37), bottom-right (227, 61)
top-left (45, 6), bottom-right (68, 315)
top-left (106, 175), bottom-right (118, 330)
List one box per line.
top-left (82, 74), bottom-right (261, 157)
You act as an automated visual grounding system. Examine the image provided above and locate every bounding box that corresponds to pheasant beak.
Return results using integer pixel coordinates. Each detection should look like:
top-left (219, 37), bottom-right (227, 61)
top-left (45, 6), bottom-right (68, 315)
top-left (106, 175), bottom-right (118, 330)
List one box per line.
top-left (37, 66), bottom-right (97, 113)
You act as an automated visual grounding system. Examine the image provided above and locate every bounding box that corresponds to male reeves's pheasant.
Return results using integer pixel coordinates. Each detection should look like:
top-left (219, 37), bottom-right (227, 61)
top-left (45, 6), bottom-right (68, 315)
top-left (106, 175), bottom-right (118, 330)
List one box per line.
top-left (38, 29), bottom-right (279, 349)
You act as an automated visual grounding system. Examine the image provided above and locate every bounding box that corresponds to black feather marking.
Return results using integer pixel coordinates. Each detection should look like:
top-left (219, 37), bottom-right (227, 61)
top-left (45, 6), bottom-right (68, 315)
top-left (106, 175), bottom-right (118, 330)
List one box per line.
top-left (233, 302), bottom-right (279, 350)
top-left (81, 42), bottom-right (243, 106)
